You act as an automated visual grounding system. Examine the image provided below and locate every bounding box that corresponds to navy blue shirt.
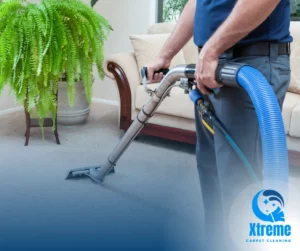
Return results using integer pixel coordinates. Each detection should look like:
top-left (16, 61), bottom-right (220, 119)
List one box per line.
top-left (194, 0), bottom-right (293, 47)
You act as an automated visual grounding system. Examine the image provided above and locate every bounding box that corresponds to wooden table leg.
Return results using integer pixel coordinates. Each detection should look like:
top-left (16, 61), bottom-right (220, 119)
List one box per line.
top-left (54, 115), bottom-right (60, 145)
top-left (24, 109), bottom-right (30, 146)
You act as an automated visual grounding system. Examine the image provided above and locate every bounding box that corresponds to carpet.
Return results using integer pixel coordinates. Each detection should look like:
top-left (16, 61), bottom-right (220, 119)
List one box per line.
top-left (0, 103), bottom-right (204, 251)
top-left (1, 103), bottom-right (298, 251)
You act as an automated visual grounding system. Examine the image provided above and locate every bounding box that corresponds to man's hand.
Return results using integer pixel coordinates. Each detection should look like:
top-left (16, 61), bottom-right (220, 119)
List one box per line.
top-left (146, 56), bottom-right (171, 83)
top-left (195, 45), bottom-right (223, 95)
top-left (145, 0), bottom-right (195, 83)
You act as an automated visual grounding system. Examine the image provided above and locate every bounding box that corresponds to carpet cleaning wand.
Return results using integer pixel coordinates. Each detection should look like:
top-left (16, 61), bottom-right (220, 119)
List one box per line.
top-left (65, 63), bottom-right (288, 194)
top-left (65, 64), bottom-right (192, 183)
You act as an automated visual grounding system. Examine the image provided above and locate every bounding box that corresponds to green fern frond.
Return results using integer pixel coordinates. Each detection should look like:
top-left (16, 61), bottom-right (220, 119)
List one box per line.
top-left (0, 0), bottom-right (111, 132)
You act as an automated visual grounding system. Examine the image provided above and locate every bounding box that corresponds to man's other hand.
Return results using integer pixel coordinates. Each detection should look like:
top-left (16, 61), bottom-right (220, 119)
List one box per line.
top-left (195, 45), bottom-right (223, 95)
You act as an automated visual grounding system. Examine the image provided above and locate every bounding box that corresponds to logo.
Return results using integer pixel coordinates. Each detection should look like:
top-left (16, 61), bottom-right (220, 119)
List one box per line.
top-left (252, 190), bottom-right (285, 223)
top-left (246, 189), bottom-right (292, 243)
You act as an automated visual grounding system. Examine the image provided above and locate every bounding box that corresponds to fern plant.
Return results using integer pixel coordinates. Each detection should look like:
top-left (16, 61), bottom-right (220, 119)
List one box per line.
top-left (0, 0), bottom-right (111, 129)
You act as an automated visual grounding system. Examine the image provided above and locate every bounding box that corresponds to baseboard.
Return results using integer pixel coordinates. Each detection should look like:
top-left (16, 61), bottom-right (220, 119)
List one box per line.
top-left (92, 98), bottom-right (119, 106)
top-left (0, 106), bottom-right (23, 116)
top-left (0, 99), bottom-right (118, 117)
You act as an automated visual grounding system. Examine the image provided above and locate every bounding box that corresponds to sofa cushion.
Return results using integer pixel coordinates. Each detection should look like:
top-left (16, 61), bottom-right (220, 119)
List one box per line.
top-left (147, 22), bottom-right (198, 64)
top-left (182, 39), bottom-right (198, 64)
top-left (147, 22), bottom-right (176, 34)
top-left (290, 103), bottom-right (300, 137)
top-left (135, 83), bottom-right (195, 120)
top-left (286, 135), bottom-right (300, 152)
top-left (289, 22), bottom-right (300, 95)
top-left (129, 34), bottom-right (186, 79)
top-left (282, 92), bottom-right (300, 135)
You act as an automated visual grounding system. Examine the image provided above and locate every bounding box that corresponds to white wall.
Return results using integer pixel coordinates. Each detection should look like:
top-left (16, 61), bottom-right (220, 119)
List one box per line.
top-left (92, 0), bottom-right (157, 102)
top-left (0, 87), bottom-right (17, 115)
top-left (0, 0), bottom-right (157, 112)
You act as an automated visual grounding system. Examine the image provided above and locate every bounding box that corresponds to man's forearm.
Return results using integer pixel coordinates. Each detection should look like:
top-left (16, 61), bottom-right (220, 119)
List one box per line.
top-left (203, 0), bottom-right (280, 58)
top-left (159, 0), bottom-right (196, 61)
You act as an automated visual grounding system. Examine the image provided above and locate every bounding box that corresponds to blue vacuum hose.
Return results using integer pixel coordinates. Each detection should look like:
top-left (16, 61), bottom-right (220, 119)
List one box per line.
top-left (186, 63), bottom-right (289, 194)
top-left (236, 66), bottom-right (288, 192)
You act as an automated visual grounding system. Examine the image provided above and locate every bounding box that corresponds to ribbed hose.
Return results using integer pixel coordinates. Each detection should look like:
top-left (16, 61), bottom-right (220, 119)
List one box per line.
top-left (237, 66), bottom-right (289, 194)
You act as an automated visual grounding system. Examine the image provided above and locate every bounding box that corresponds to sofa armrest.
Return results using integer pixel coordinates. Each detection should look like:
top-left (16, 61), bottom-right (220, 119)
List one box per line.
top-left (104, 52), bottom-right (140, 130)
top-left (104, 52), bottom-right (140, 86)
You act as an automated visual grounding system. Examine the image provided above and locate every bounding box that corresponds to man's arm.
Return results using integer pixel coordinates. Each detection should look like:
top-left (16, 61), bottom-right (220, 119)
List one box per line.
top-left (196, 0), bottom-right (281, 94)
top-left (147, 0), bottom-right (196, 82)
top-left (159, 0), bottom-right (196, 62)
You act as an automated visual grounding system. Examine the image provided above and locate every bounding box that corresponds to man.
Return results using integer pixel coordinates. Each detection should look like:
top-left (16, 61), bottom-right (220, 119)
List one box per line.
top-left (146, 0), bottom-right (292, 250)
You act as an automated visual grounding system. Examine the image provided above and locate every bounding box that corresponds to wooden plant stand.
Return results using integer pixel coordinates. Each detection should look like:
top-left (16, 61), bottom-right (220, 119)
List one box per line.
top-left (24, 93), bottom-right (60, 146)
top-left (24, 110), bottom-right (60, 146)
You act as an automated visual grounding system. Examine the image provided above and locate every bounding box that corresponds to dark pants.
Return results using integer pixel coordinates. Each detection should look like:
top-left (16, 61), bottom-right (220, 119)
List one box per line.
top-left (195, 48), bottom-right (291, 251)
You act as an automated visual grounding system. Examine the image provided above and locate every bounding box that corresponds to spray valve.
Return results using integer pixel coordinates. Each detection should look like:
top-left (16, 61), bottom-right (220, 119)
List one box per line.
top-left (179, 78), bottom-right (195, 94)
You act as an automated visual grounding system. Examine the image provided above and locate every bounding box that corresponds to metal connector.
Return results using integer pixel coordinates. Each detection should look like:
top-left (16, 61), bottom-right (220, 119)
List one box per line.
top-left (216, 63), bottom-right (247, 87)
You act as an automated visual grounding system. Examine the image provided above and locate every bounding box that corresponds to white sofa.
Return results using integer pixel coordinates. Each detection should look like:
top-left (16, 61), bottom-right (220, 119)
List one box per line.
top-left (104, 22), bottom-right (300, 165)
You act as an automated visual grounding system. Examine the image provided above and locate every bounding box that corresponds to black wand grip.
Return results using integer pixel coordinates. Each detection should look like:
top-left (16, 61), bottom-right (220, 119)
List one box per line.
top-left (141, 67), bottom-right (169, 79)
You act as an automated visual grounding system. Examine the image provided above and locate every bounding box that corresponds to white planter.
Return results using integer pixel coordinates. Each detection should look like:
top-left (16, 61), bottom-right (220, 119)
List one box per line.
top-left (57, 81), bottom-right (90, 125)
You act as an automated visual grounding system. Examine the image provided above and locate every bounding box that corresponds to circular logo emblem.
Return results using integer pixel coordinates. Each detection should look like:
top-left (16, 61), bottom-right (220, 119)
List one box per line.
top-left (252, 189), bottom-right (285, 222)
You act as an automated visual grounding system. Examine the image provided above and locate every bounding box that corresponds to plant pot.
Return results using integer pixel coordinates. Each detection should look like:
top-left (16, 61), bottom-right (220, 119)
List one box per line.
top-left (57, 81), bottom-right (90, 125)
